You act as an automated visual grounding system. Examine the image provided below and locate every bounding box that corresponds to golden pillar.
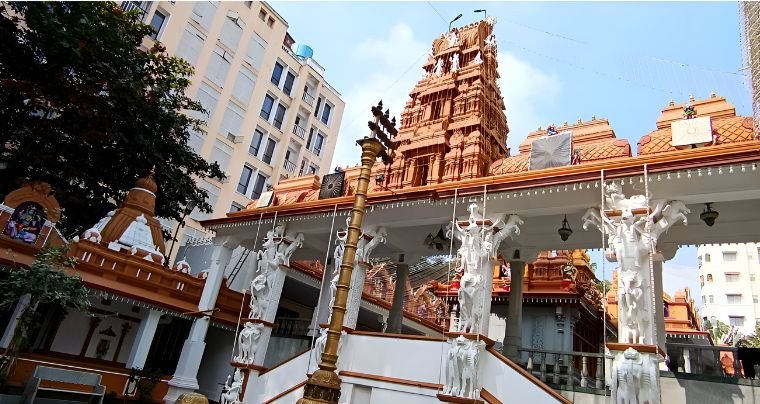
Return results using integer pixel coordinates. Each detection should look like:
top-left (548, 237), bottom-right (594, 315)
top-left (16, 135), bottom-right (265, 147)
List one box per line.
top-left (297, 138), bottom-right (384, 404)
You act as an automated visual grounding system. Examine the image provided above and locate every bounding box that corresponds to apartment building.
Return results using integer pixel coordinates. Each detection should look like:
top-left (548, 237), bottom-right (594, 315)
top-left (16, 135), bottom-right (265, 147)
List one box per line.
top-left (121, 1), bottom-right (345, 245)
top-left (699, 243), bottom-right (760, 336)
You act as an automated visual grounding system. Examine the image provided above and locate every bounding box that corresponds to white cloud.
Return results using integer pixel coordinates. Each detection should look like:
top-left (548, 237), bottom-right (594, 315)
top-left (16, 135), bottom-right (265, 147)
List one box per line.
top-left (496, 52), bottom-right (562, 153)
top-left (333, 23), bottom-right (427, 167)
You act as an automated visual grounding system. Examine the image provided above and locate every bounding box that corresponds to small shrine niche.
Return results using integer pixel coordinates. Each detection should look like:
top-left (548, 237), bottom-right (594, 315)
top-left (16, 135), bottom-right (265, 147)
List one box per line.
top-left (0, 181), bottom-right (62, 248)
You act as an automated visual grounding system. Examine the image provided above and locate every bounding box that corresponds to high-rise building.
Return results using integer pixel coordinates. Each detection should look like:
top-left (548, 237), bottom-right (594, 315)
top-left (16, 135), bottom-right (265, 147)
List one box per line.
top-left (742, 2), bottom-right (760, 137)
top-left (699, 242), bottom-right (760, 336)
top-left (120, 1), bottom-right (345, 248)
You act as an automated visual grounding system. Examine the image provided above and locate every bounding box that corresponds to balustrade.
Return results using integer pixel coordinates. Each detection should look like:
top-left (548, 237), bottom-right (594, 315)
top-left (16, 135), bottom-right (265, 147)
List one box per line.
top-left (666, 343), bottom-right (746, 379)
top-left (519, 348), bottom-right (605, 391)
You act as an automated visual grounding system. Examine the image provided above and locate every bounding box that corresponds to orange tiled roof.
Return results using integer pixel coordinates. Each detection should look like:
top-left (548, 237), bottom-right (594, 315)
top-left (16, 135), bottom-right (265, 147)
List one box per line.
top-left (638, 116), bottom-right (755, 155)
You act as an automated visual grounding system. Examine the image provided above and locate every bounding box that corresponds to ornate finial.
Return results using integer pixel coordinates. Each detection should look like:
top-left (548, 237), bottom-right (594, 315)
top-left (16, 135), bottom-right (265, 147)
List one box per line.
top-left (591, 115), bottom-right (596, 121)
top-left (710, 91), bottom-right (717, 98)
top-left (669, 100), bottom-right (675, 106)
top-left (384, 109), bottom-right (390, 119)
top-left (391, 116), bottom-right (397, 126)
top-left (577, 118), bottom-right (582, 124)
top-left (689, 94), bottom-right (695, 102)
top-left (377, 100), bottom-right (383, 110)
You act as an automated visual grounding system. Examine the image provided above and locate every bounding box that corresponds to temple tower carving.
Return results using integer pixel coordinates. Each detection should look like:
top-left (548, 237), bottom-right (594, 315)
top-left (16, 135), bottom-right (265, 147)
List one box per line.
top-left (380, 18), bottom-right (509, 189)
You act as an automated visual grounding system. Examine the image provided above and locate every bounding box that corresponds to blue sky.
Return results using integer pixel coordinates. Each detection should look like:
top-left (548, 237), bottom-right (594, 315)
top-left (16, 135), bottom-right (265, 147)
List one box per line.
top-left (271, 1), bottom-right (752, 308)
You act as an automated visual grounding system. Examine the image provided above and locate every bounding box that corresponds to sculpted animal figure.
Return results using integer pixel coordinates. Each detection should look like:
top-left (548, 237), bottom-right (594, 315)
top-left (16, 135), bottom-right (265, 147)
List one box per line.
top-left (220, 369), bottom-right (242, 404)
top-left (276, 233), bottom-right (304, 266)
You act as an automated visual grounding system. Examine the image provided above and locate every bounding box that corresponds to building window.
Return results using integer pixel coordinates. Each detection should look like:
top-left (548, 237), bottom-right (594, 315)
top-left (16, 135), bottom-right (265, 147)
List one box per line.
top-left (258, 8), bottom-right (267, 21)
top-left (237, 165), bottom-right (253, 194)
top-left (700, 275), bottom-right (704, 286)
top-left (709, 295), bottom-right (714, 303)
top-left (187, 129), bottom-right (206, 154)
top-left (244, 1), bottom-right (252, 8)
top-left (727, 294), bottom-right (742, 304)
top-left (724, 252), bottom-right (738, 262)
top-left (314, 97), bottom-right (322, 118)
top-left (707, 274), bottom-right (713, 282)
top-left (283, 72), bottom-right (296, 96)
top-left (705, 253), bottom-right (711, 262)
top-left (219, 104), bottom-right (244, 138)
top-left (271, 62), bottom-right (284, 86)
top-left (729, 316), bottom-right (745, 327)
top-left (149, 10), bottom-right (167, 40)
top-left (251, 173), bottom-right (268, 200)
top-left (273, 103), bottom-right (286, 130)
top-left (249, 128), bottom-right (264, 157)
top-left (210, 139), bottom-right (233, 173)
top-left (176, 25), bottom-right (205, 67)
top-left (321, 102), bottom-right (332, 125)
top-left (752, 274), bottom-right (757, 282)
top-left (260, 94), bottom-right (275, 120)
top-left (230, 202), bottom-right (245, 212)
top-left (246, 32), bottom-right (267, 70)
top-left (313, 133), bottom-right (325, 156)
top-left (702, 296), bottom-right (706, 304)
top-left (192, 179), bottom-right (220, 221)
top-left (308, 163), bottom-right (319, 174)
top-left (206, 47), bottom-right (232, 87)
top-left (220, 17), bottom-right (243, 50)
top-left (191, 1), bottom-right (217, 31)
top-left (726, 273), bottom-right (740, 282)
top-left (754, 295), bottom-right (759, 303)
top-left (262, 138), bottom-right (277, 164)
top-left (267, 16), bottom-right (275, 28)
top-left (232, 68), bottom-right (257, 105)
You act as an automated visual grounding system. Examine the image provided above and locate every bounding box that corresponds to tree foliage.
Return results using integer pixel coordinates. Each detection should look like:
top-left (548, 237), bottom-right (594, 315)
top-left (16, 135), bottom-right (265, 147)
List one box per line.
top-left (738, 321), bottom-right (760, 348)
top-left (0, 246), bottom-right (91, 379)
top-left (0, 2), bottom-right (223, 236)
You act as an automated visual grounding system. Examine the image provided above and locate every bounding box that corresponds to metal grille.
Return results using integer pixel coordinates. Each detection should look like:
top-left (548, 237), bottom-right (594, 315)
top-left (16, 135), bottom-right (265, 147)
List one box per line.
top-left (742, 2), bottom-right (760, 138)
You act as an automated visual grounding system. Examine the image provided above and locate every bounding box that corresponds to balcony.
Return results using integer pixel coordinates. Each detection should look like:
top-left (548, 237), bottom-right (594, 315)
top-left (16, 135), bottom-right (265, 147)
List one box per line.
top-left (292, 124), bottom-right (306, 139)
top-left (302, 92), bottom-right (315, 106)
top-left (283, 159), bottom-right (297, 173)
top-left (120, 1), bottom-right (149, 19)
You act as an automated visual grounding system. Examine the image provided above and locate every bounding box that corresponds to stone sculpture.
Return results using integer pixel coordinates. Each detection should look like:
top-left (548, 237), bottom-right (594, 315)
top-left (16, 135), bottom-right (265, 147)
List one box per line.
top-left (582, 183), bottom-right (689, 345)
top-left (235, 322), bottom-right (264, 364)
top-left (445, 30), bottom-right (459, 47)
top-left (220, 369), bottom-right (243, 404)
top-left (443, 336), bottom-right (484, 399)
top-left (358, 227), bottom-right (387, 263)
top-left (249, 224), bottom-right (304, 320)
top-left (610, 348), bottom-right (658, 404)
top-left (472, 51), bottom-right (483, 65)
top-left (451, 53), bottom-right (460, 73)
top-left (434, 58), bottom-right (444, 77)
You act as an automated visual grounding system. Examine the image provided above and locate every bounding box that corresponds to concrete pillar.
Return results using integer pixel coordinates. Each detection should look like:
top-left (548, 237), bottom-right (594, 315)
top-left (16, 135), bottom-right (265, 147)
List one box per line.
top-left (652, 255), bottom-right (667, 354)
top-left (125, 309), bottom-right (162, 369)
top-left (386, 263), bottom-right (409, 334)
top-left (503, 259), bottom-right (525, 361)
top-left (164, 237), bottom-right (236, 403)
top-left (343, 262), bottom-right (369, 330)
top-left (0, 294), bottom-right (31, 349)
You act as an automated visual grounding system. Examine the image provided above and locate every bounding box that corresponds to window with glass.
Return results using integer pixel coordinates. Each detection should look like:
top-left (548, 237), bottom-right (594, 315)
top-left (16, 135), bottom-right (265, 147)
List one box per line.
top-left (237, 165), bottom-right (253, 194)
top-left (308, 163), bottom-right (319, 174)
top-left (271, 62), bottom-right (284, 86)
top-left (251, 173), bottom-right (268, 200)
top-left (705, 253), bottom-right (711, 262)
top-left (283, 72), bottom-right (296, 96)
top-left (249, 128), bottom-right (264, 156)
top-left (709, 295), bottom-right (714, 303)
top-left (313, 133), bottom-right (325, 156)
top-left (724, 252), bottom-right (738, 262)
top-left (260, 94), bottom-right (275, 120)
top-left (707, 274), bottom-right (713, 282)
top-left (314, 97), bottom-right (322, 117)
top-left (321, 102), bottom-right (332, 125)
top-left (729, 316), bottom-right (745, 327)
top-left (273, 103), bottom-right (286, 130)
top-left (149, 10), bottom-right (167, 40)
top-left (262, 138), bottom-right (277, 164)
top-left (726, 273), bottom-right (740, 282)
top-left (700, 275), bottom-right (704, 286)
top-left (727, 294), bottom-right (743, 304)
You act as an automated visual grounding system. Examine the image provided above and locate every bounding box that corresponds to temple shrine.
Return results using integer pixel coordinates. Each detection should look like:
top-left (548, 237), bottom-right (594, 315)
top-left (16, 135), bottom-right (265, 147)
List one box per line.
top-left (1, 16), bottom-right (759, 404)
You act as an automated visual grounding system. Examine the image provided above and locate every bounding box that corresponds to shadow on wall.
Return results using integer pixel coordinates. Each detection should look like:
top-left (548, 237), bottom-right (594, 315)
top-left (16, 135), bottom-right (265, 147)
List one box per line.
top-left (664, 373), bottom-right (753, 404)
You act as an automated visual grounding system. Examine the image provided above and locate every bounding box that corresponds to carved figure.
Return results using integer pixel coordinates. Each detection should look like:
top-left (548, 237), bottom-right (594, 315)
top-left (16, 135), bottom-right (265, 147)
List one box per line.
top-left (488, 214), bottom-right (523, 256)
top-left (618, 269), bottom-right (645, 344)
top-left (82, 227), bottom-right (102, 243)
top-left (174, 259), bottom-right (191, 274)
top-left (276, 233), bottom-right (304, 266)
top-left (445, 30), bottom-right (459, 47)
top-left (451, 53), bottom-right (460, 73)
top-left (235, 322), bottom-right (264, 364)
top-left (443, 336), bottom-right (465, 395)
top-left (472, 51), bottom-right (483, 65)
top-left (610, 348), bottom-right (658, 404)
top-left (220, 369), bottom-right (242, 404)
top-left (443, 336), bottom-right (483, 399)
top-left (485, 34), bottom-right (496, 48)
top-left (359, 227), bottom-right (387, 262)
top-left (434, 58), bottom-right (444, 77)
top-left (313, 327), bottom-right (328, 366)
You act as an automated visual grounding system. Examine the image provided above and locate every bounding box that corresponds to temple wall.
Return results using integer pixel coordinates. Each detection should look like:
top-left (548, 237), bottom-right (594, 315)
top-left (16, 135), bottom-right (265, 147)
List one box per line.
top-left (49, 309), bottom-right (90, 355)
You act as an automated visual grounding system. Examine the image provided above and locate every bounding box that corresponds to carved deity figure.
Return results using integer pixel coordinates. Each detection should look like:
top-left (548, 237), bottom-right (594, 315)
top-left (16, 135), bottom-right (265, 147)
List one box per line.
top-left (610, 348), bottom-right (658, 404)
top-left (250, 224), bottom-right (303, 319)
top-left (434, 57), bottom-right (444, 77)
top-left (313, 327), bottom-right (328, 367)
top-left (485, 34), bottom-right (497, 48)
top-left (472, 51), bottom-right (483, 65)
top-left (445, 30), bottom-right (459, 47)
top-left (450, 53), bottom-right (460, 73)
top-left (583, 183), bottom-right (689, 345)
top-left (220, 369), bottom-right (243, 404)
top-left (443, 336), bottom-right (483, 399)
top-left (235, 322), bottom-right (264, 364)
top-left (358, 227), bottom-right (387, 263)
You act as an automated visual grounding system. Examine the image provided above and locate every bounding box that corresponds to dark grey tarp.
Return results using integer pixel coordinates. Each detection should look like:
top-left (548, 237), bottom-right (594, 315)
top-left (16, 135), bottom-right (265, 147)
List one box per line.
top-left (529, 131), bottom-right (572, 170)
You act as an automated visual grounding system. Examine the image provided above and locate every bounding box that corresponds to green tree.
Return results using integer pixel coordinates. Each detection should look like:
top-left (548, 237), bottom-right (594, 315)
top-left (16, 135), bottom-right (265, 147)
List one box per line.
top-left (0, 2), bottom-right (223, 236)
top-left (0, 246), bottom-right (91, 380)
top-left (738, 321), bottom-right (760, 348)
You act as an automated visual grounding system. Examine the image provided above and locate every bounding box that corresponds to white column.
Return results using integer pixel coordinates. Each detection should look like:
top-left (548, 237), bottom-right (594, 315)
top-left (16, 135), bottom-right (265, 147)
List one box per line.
top-left (164, 237), bottom-right (236, 403)
top-left (503, 259), bottom-right (525, 361)
top-left (125, 309), bottom-right (162, 369)
top-left (0, 294), bottom-right (31, 349)
top-left (652, 254), bottom-right (667, 354)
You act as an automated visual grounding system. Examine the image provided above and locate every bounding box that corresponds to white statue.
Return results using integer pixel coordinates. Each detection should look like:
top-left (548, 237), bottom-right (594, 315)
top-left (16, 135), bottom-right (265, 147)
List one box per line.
top-left (488, 214), bottom-right (523, 257)
top-left (174, 259), bottom-right (191, 274)
top-left (434, 57), bottom-right (444, 77)
top-left (358, 227), bottom-right (387, 262)
top-left (249, 270), bottom-right (268, 320)
top-left (485, 16), bottom-right (497, 26)
top-left (472, 51), bottom-right (483, 65)
top-left (610, 348), bottom-right (659, 404)
top-left (485, 34), bottom-right (496, 48)
top-left (443, 336), bottom-right (483, 399)
top-left (220, 368), bottom-right (242, 404)
top-left (82, 227), bottom-right (102, 243)
top-left (420, 68), bottom-right (430, 81)
top-left (445, 30), bottom-right (459, 47)
top-left (235, 322), bottom-right (264, 364)
top-left (582, 183), bottom-right (689, 345)
top-left (313, 327), bottom-right (328, 366)
top-left (249, 224), bottom-right (304, 319)
top-left (450, 53), bottom-right (460, 73)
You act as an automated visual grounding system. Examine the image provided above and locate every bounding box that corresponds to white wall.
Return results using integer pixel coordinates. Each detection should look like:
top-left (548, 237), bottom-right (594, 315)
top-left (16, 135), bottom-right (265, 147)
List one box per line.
top-left (49, 309), bottom-right (91, 355)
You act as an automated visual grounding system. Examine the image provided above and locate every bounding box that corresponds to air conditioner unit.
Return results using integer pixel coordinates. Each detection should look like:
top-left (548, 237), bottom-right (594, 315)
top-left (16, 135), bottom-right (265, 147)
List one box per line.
top-left (226, 132), bottom-right (244, 144)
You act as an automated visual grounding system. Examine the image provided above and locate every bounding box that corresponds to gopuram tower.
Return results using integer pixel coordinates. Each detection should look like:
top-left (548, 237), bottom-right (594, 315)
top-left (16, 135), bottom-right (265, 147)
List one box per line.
top-left (380, 18), bottom-right (509, 189)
